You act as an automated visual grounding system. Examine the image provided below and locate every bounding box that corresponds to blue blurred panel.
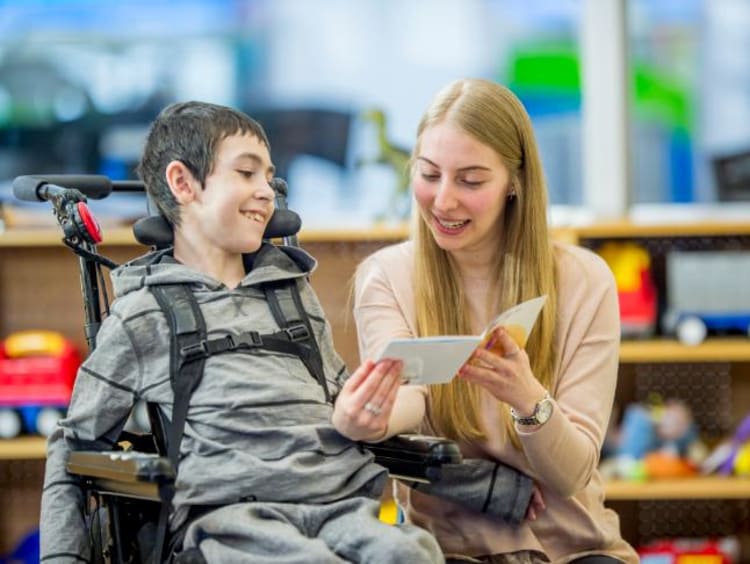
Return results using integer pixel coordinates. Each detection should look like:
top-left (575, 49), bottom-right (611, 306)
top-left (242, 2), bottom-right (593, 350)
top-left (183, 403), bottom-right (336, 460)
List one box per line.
top-left (516, 93), bottom-right (580, 118)
top-left (0, 0), bottom-right (243, 37)
top-left (669, 130), bottom-right (693, 203)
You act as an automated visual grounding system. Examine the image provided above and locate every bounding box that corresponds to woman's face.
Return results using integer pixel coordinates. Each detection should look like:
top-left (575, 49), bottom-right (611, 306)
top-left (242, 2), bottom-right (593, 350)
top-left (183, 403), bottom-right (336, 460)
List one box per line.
top-left (413, 121), bottom-right (512, 258)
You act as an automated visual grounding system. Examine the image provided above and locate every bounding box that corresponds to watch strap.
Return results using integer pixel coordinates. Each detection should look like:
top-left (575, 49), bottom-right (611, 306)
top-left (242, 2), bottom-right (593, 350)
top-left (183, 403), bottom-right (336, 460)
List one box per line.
top-left (511, 392), bottom-right (551, 425)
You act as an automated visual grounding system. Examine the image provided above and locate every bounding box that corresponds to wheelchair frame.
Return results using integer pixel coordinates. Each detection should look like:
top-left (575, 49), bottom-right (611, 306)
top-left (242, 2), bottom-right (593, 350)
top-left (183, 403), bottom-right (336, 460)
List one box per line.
top-left (14, 175), bottom-right (461, 564)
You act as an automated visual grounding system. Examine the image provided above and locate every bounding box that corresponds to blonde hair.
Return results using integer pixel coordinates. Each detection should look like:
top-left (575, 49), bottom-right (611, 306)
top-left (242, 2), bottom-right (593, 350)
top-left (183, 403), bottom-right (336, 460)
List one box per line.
top-left (412, 78), bottom-right (558, 447)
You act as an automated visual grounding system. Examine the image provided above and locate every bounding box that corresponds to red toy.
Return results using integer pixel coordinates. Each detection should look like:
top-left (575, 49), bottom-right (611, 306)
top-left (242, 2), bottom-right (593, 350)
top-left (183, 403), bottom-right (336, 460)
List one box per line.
top-left (598, 242), bottom-right (658, 338)
top-left (639, 538), bottom-right (738, 564)
top-left (0, 330), bottom-right (82, 438)
top-left (638, 538), bottom-right (739, 564)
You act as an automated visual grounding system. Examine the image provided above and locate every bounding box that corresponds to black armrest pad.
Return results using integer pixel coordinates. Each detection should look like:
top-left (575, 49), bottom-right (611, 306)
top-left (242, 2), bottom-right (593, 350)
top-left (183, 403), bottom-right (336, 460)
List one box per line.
top-left (362, 433), bottom-right (462, 482)
top-left (409, 458), bottom-right (533, 525)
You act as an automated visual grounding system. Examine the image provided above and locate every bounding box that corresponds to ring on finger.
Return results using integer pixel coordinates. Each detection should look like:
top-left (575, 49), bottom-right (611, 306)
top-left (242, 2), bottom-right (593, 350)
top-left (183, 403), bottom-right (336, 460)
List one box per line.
top-left (504, 347), bottom-right (520, 358)
top-left (364, 401), bottom-right (383, 415)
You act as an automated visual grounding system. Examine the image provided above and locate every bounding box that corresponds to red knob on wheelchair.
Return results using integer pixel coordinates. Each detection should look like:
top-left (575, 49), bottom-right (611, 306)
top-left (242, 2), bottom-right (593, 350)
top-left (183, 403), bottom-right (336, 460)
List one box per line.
top-left (73, 201), bottom-right (103, 244)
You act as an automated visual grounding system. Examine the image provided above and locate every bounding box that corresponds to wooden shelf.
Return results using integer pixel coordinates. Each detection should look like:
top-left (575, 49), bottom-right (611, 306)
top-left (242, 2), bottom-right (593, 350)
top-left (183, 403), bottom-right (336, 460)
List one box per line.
top-left (574, 219), bottom-right (750, 240)
top-left (619, 338), bottom-right (750, 363)
top-left (0, 437), bottom-right (47, 460)
top-left (0, 226), bottom-right (411, 247)
top-left (2, 436), bottom-right (747, 504)
top-left (5, 218), bottom-right (750, 248)
top-left (605, 476), bottom-right (750, 500)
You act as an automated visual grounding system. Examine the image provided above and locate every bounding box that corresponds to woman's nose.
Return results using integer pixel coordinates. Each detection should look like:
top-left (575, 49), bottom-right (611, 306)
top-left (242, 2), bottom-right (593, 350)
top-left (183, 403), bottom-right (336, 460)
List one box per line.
top-left (433, 180), bottom-right (458, 210)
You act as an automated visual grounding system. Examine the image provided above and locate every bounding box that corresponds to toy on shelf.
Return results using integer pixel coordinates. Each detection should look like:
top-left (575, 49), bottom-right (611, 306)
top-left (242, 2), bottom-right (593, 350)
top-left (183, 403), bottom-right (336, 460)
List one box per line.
top-left (601, 397), bottom-right (707, 480)
top-left (0, 330), bottom-right (82, 439)
top-left (701, 413), bottom-right (750, 477)
top-left (2, 528), bottom-right (39, 564)
top-left (597, 241), bottom-right (658, 338)
top-left (662, 250), bottom-right (750, 346)
top-left (357, 107), bottom-right (412, 222)
top-left (638, 537), bottom-right (739, 564)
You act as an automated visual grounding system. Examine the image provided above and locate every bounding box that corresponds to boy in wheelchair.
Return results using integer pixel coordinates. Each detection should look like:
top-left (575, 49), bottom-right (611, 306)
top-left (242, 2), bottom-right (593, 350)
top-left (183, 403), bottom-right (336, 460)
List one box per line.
top-left (39, 101), bottom-right (446, 563)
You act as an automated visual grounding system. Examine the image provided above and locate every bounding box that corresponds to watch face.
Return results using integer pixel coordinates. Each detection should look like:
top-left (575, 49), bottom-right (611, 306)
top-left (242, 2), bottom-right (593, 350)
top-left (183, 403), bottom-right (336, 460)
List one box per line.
top-left (535, 399), bottom-right (553, 424)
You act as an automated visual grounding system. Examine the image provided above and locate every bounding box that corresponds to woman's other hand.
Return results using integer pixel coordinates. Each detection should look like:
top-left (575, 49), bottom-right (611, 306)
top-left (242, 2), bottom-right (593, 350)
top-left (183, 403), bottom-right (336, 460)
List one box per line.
top-left (332, 359), bottom-right (402, 442)
top-left (458, 327), bottom-right (547, 417)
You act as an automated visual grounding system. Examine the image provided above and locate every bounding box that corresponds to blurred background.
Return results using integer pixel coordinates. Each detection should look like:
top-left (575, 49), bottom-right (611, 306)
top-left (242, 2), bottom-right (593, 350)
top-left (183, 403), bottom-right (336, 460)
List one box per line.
top-left (1, 0), bottom-right (749, 229)
top-left (3, 2), bottom-right (750, 562)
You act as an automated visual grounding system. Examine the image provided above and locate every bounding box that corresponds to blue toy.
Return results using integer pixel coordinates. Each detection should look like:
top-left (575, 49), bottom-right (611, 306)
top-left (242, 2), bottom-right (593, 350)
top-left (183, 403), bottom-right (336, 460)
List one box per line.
top-left (3, 528), bottom-right (39, 564)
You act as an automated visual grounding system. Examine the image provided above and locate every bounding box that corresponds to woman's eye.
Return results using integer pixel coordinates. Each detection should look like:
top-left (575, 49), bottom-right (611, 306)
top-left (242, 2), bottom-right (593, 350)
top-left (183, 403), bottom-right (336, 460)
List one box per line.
top-left (461, 178), bottom-right (483, 187)
top-left (421, 173), bottom-right (440, 182)
top-left (238, 170), bottom-right (255, 178)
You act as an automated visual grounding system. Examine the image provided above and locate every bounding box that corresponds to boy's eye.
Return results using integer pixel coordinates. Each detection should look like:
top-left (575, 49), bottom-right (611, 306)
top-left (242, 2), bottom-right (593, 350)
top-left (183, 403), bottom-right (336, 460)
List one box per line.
top-left (238, 170), bottom-right (255, 178)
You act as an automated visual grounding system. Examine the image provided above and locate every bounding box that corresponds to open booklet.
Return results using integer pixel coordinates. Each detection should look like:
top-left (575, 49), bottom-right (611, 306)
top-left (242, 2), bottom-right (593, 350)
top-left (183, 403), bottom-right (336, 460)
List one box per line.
top-left (377, 295), bottom-right (548, 385)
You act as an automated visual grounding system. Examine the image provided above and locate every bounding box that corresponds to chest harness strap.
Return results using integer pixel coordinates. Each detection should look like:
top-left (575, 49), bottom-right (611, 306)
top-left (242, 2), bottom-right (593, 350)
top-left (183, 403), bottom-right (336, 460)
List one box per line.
top-left (147, 278), bottom-right (327, 563)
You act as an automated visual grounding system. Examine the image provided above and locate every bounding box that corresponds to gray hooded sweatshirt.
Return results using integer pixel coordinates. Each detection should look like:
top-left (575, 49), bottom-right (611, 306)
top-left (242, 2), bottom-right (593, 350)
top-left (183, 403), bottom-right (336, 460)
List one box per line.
top-left (40, 243), bottom-right (386, 562)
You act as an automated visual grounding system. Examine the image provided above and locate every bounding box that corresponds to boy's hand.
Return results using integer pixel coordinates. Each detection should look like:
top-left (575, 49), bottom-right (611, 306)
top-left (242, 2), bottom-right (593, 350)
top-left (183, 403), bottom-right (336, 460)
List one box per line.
top-left (332, 359), bottom-right (402, 442)
top-left (525, 484), bottom-right (546, 521)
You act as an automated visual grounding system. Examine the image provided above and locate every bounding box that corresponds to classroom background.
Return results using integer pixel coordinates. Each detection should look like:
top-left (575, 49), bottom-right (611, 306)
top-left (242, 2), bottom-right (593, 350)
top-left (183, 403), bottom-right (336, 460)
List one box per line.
top-left (1, 1), bottom-right (750, 562)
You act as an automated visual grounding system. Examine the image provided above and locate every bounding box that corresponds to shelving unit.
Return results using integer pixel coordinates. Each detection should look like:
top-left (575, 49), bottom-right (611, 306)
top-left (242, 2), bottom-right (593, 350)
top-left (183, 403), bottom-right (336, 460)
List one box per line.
top-left (1, 219), bottom-right (749, 557)
top-left (576, 219), bottom-right (750, 558)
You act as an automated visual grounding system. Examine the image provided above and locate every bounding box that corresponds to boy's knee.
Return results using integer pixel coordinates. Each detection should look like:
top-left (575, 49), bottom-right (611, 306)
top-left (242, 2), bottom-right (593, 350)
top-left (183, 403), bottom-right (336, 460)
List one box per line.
top-left (381, 524), bottom-right (444, 563)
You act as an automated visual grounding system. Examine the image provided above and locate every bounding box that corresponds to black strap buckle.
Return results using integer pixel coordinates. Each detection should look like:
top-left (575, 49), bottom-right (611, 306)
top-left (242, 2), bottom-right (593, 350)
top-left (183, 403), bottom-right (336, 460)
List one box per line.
top-left (283, 324), bottom-right (310, 342)
top-left (180, 341), bottom-right (208, 361)
top-left (232, 332), bottom-right (263, 348)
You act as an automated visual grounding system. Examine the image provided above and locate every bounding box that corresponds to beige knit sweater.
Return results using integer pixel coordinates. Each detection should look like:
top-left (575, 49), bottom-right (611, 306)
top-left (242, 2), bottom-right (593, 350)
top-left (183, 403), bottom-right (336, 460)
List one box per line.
top-left (354, 240), bottom-right (638, 564)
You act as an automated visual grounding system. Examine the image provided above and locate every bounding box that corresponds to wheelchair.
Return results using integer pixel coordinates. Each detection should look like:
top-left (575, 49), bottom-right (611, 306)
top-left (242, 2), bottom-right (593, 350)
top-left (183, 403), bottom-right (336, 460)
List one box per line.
top-left (13, 174), bottom-right (462, 564)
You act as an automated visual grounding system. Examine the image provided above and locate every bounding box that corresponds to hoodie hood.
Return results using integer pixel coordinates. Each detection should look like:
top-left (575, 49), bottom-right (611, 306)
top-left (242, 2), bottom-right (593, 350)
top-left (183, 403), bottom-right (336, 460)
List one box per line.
top-left (111, 242), bottom-right (317, 298)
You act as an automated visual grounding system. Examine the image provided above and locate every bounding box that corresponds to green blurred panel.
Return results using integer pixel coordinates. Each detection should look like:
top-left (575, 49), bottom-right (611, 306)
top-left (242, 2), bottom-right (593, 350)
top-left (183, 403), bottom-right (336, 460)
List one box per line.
top-left (505, 41), bottom-right (693, 132)
top-left (507, 41), bottom-right (581, 94)
top-left (633, 65), bottom-right (692, 132)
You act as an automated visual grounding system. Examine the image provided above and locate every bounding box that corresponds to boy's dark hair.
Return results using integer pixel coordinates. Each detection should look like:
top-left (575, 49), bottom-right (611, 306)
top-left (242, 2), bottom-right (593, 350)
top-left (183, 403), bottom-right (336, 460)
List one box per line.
top-left (137, 101), bottom-right (270, 226)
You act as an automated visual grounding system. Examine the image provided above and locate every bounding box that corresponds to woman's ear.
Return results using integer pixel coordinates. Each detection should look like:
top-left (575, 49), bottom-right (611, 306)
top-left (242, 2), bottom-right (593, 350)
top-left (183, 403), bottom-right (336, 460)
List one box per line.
top-left (165, 160), bottom-right (198, 204)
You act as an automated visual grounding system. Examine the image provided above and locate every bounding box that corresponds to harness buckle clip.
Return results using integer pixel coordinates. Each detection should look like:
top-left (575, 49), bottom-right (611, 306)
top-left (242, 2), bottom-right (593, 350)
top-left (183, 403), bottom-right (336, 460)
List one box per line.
top-left (233, 332), bottom-right (263, 348)
top-left (284, 324), bottom-right (310, 342)
top-left (180, 341), bottom-right (208, 361)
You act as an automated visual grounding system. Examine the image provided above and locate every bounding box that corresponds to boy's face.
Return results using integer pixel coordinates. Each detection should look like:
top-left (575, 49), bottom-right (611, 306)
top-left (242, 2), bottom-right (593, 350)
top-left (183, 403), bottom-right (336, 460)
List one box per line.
top-left (187, 133), bottom-right (276, 256)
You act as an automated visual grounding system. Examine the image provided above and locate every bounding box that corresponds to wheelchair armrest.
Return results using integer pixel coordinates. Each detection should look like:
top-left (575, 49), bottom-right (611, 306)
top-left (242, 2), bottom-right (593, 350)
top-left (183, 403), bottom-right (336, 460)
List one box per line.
top-left (362, 433), bottom-right (462, 483)
top-left (67, 450), bottom-right (175, 502)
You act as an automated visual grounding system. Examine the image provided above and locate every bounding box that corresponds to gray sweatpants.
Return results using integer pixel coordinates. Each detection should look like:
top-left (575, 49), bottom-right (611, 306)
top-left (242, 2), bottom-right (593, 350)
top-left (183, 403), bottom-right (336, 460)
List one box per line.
top-left (183, 497), bottom-right (444, 563)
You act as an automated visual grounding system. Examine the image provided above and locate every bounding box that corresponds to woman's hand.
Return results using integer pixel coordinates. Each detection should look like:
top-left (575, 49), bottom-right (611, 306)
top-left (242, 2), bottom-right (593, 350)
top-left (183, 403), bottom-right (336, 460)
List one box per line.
top-left (458, 327), bottom-right (547, 417)
top-left (332, 359), bottom-right (403, 442)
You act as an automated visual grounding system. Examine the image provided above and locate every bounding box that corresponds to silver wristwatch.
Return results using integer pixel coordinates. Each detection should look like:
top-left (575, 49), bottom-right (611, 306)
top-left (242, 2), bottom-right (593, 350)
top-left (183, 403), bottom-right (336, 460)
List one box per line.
top-left (511, 392), bottom-right (553, 426)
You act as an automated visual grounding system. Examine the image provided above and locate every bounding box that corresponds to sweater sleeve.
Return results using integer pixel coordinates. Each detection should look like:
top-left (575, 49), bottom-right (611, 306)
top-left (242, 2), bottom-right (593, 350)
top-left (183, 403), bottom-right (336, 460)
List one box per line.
top-left (353, 249), bottom-right (427, 436)
top-left (40, 313), bottom-right (140, 561)
top-left (516, 249), bottom-right (621, 497)
top-left (353, 249), bottom-right (417, 361)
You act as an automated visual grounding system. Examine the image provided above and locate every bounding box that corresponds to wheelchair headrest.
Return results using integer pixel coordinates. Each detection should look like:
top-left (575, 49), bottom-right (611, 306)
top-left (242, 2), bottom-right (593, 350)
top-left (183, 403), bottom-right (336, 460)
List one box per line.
top-left (133, 208), bottom-right (302, 248)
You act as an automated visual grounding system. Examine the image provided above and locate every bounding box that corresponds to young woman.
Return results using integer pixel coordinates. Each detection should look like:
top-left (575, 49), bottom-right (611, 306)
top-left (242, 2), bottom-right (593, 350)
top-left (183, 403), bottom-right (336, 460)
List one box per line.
top-left (354, 79), bottom-right (638, 563)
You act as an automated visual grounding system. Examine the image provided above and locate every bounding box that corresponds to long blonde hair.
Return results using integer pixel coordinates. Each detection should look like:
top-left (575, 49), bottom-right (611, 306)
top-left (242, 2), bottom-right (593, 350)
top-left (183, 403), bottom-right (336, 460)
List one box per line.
top-left (412, 79), bottom-right (558, 447)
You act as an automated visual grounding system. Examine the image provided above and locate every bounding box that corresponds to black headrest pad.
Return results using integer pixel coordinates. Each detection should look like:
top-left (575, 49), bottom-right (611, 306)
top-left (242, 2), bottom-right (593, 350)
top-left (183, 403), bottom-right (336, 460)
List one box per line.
top-left (132, 208), bottom-right (302, 248)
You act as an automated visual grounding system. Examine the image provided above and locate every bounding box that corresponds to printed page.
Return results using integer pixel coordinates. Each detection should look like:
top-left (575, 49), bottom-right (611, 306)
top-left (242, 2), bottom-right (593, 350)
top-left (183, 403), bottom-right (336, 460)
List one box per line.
top-left (477, 295), bottom-right (548, 351)
top-left (377, 336), bottom-right (481, 385)
top-left (377, 295), bottom-right (547, 385)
